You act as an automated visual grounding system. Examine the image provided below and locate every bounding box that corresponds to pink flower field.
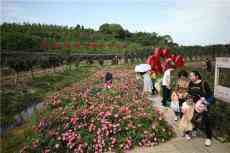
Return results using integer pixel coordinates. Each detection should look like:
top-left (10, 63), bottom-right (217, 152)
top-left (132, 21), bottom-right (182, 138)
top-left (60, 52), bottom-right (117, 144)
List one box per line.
top-left (20, 67), bottom-right (174, 153)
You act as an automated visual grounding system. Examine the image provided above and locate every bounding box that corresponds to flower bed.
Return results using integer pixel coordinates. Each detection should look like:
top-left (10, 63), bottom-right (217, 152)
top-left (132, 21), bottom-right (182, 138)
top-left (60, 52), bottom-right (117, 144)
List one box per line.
top-left (20, 68), bottom-right (174, 153)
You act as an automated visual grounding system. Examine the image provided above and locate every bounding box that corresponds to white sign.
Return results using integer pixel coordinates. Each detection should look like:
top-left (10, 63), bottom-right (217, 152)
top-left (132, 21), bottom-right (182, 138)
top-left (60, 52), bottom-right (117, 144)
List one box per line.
top-left (214, 57), bottom-right (230, 103)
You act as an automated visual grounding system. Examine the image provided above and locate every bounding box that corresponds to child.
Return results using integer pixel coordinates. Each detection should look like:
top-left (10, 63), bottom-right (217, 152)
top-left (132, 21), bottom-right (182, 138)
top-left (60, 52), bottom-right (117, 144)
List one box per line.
top-left (176, 70), bottom-right (190, 108)
top-left (179, 96), bottom-right (195, 140)
top-left (170, 91), bottom-right (180, 121)
top-left (195, 97), bottom-right (208, 113)
top-left (104, 72), bottom-right (113, 89)
top-left (191, 96), bottom-right (209, 138)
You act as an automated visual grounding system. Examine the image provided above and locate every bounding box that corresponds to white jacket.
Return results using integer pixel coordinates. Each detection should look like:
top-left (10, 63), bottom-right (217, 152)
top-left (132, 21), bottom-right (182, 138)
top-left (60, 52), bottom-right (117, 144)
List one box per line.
top-left (162, 69), bottom-right (173, 88)
top-left (143, 73), bottom-right (153, 93)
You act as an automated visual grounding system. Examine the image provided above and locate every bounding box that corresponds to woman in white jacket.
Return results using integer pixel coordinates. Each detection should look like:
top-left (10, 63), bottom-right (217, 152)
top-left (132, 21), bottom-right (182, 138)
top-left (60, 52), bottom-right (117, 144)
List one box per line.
top-left (137, 71), bottom-right (153, 96)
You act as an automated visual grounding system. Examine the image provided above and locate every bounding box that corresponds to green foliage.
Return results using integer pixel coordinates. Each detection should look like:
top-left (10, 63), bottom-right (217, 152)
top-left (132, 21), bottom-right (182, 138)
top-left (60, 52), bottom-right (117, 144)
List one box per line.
top-left (0, 22), bottom-right (177, 51)
top-left (99, 23), bottom-right (125, 39)
top-left (173, 45), bottom-right (229, 60)
top-left (0, 123), bottom-right (34, 153)
top-left (210, 102), bottom-right (230, 142)
top-left (0, 65), bottom-right (91, 127)
top-left (78, 128), bottom-right (94, 145)
top-left (1, 31), bottom-right (41, 50)
top-left (0, 88), bottom-right (42, 125)
top-left (90, 87), bottom-right (103, 97)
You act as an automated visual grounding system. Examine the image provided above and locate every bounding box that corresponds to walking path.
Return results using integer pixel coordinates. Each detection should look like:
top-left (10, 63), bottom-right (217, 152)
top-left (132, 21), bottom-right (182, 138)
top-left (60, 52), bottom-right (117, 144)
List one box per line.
top-left (148, 95), bottom-right (180, 136)
top-left (128, 137), bottom-right (230, 153)
top-left (128, 95), bottom-right (230, 153)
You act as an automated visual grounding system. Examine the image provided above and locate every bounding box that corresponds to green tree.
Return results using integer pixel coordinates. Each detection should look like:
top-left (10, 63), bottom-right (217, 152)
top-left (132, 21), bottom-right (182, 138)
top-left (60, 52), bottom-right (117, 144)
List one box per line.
top-left (99, 23), bottom-right (125, 38)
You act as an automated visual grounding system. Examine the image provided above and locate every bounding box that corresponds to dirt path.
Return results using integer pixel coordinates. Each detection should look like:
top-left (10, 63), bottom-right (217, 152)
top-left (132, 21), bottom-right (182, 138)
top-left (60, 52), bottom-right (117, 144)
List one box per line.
top-left (128, 137), bottom-right (230, 153)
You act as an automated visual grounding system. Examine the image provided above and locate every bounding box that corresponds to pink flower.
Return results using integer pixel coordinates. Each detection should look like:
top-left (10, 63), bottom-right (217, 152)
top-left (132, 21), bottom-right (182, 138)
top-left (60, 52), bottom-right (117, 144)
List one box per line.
top-left (98, 112), bottom-right (105, 116)
top-left (64, 123), bottom-right (69, 129)
top-left (119, 106), bottom-right (130, 114)
top-left (111, 137), bottom-right (116, 144)
top-left (38, 119), bottom-right (48, 129)
top-left (70, 116), bottom-right (77, 125)
top-left (42, 149), bottom-right (50, 153)
top-left (104, 111), bottom-right (112, 116)
top-left (32, 140), bottom-right (39, 148)
top-left (114, 114), bottom-right (119, 118)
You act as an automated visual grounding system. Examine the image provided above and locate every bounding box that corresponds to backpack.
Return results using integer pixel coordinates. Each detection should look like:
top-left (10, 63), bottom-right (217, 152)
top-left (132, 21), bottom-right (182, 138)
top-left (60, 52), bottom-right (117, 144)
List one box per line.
top-left (201, 81), bottom-right (215, 105)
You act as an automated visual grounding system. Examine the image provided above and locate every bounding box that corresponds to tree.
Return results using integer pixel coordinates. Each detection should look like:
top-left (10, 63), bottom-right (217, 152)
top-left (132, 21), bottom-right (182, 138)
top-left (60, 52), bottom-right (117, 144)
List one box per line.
top-left (99, 23), bottom-right (125, 38)
top-left (161, 35), bottom-right (173, 44)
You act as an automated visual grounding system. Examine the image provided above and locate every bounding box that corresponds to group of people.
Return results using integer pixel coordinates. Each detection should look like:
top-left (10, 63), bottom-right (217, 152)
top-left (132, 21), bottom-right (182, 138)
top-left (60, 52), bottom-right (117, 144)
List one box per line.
top-left (105, 63), bottom-right (214, 147)
top-left (136, 63), bottom-right (214, 147)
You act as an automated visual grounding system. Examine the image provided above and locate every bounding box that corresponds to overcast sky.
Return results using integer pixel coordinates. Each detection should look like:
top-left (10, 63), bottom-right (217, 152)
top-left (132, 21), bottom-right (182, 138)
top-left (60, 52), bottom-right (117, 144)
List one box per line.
top-left (1, 0), bottom-right (230, 45)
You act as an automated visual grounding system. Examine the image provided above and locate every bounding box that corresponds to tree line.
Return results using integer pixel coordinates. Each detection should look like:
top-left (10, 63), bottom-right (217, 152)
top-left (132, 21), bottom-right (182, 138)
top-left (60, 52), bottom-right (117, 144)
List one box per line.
top-left (1, 22), bottom-right (177, 52)
top-left (0, 49), bottom-right (151, 84)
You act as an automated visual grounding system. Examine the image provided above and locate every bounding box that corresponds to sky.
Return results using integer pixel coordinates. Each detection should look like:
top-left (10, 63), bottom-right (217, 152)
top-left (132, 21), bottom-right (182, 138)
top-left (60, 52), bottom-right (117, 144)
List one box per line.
top-left (1, 0), bottom-right (230, 45)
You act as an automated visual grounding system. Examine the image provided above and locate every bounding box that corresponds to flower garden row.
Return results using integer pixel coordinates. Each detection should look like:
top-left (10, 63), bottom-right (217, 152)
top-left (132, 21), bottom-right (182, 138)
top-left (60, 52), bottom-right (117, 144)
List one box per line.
top-left (20, 68), bottom-right (174, 153)
top-left (40, 40), bottom-right (129, 50)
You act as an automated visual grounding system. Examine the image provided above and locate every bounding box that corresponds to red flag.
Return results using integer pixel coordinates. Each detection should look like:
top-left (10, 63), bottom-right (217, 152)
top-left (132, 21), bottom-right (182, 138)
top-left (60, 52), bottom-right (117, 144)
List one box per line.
top-left (75, 42), bottom-right (81, 48)
top-left (64, 41), bottom-right (70, 49)
top-left (162, 48), bottom-right (170, 58)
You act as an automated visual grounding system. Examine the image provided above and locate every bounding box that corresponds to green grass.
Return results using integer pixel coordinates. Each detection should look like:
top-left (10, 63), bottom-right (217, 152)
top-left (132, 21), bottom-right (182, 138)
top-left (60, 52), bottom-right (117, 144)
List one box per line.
top-left (0, 65), bottom-right (93, 127)
top-left (0, 123), bottom-right (34, 153)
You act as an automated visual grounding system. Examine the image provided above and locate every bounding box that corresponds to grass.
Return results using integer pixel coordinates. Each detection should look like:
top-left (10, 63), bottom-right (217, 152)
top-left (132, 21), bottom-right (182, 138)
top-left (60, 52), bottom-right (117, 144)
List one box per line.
top-left (0, 105), bottom-right (57, 153)
top-left (0, 64), bottom-right (94, 130)
top-left (0, 123), bottom-right (34, 153)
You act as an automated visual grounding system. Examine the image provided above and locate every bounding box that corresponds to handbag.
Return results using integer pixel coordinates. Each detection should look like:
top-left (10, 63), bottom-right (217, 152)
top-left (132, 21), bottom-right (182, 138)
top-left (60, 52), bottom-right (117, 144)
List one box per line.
top-left (201, 81), bottom-right (215, 105)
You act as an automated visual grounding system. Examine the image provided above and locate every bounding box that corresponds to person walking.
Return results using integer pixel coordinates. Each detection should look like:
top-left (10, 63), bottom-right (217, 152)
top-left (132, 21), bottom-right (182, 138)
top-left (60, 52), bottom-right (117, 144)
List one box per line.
top-left (161, 64), bottom-right (175, 106)
top-left (206, 58), bottom-right (212, 72)
top-left (140, 71), bottom-right (153, 96)
top-left (135, 64), bottom-right (153, 96)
